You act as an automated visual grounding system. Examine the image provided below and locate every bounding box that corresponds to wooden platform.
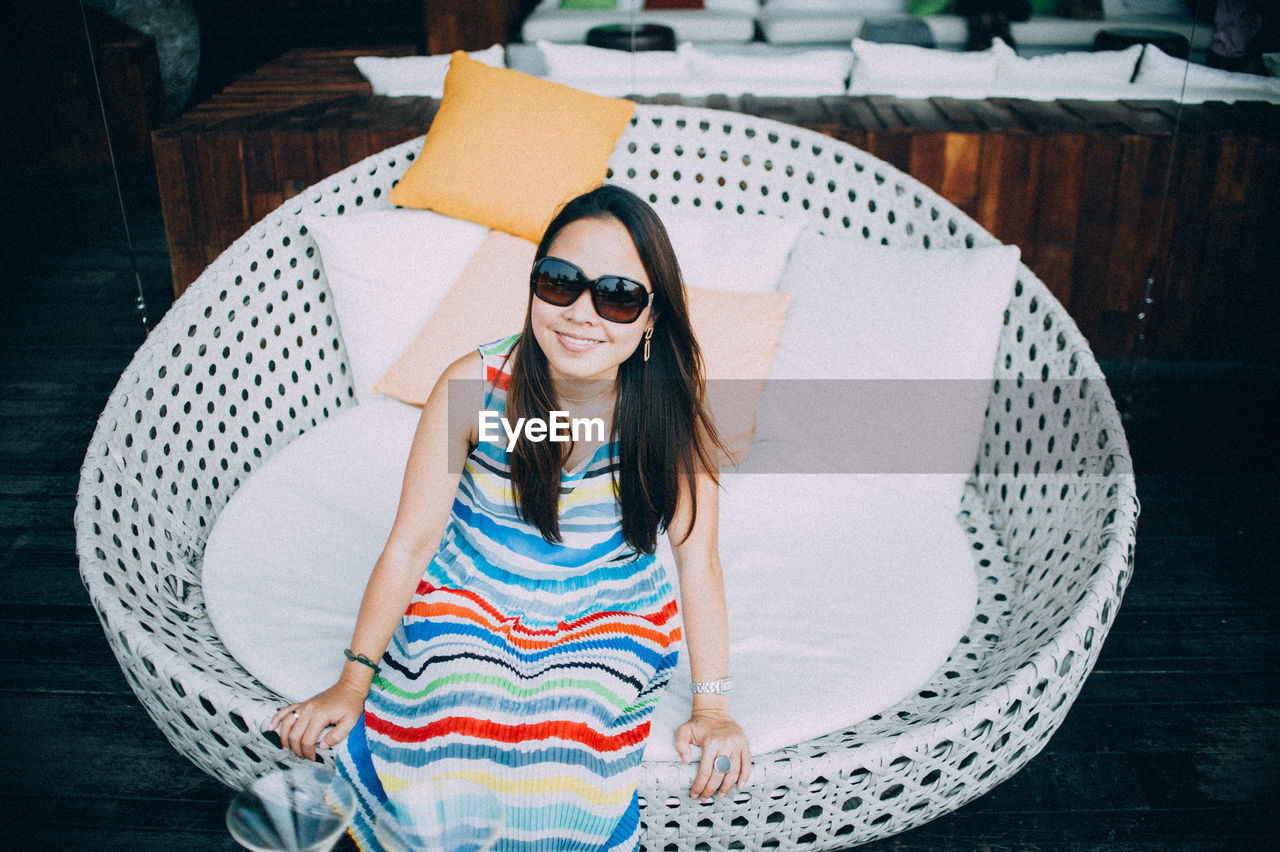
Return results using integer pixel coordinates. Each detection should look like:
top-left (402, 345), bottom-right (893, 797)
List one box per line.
top-left (4, 156), bottom-right (1278, 850)
top-left (152, 48), bottom-right (1280, 359)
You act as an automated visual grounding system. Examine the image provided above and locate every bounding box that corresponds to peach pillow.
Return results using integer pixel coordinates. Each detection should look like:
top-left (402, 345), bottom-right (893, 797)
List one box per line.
top-left (387, 52), bottom-right (636, 243)
top-left (375, 231), bottom-right (538, 405)
top-left (374, 231), bottom-right (789, 462)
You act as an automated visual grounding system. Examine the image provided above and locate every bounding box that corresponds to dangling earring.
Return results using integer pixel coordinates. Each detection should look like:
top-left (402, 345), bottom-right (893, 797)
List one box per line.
top-left (643, 325), bottom-right (653, 362)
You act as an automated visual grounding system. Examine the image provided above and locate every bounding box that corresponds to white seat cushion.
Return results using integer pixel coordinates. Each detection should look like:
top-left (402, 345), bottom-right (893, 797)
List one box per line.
top-left (204, 399), bottom-right (977, 759)
top-left (204, 400), bottom-right (424, 701)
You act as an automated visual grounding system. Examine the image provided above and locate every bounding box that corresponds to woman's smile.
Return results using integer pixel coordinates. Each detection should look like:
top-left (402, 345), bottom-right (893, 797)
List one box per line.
top-left (554, 329), bottom-right (605, 352)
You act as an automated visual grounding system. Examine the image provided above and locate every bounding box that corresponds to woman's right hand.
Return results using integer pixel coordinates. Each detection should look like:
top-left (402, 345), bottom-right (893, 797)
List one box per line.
top-left (269, 679), bottom-right (368, 761)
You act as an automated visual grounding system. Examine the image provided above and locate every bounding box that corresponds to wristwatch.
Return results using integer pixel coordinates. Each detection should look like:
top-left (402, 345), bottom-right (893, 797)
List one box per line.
top-left (690, 676), bottom-right (733, 695)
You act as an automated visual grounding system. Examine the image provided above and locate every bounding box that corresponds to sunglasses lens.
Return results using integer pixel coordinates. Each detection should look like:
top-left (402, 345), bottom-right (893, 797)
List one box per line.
top-left (532, 259), bottom-right (584, 307)
top-left (593, 278), bottom-right (649, 323)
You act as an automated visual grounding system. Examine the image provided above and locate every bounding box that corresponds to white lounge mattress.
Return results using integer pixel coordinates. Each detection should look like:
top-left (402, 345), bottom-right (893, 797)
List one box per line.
top-left (204, 399), bottom-right (979, 761)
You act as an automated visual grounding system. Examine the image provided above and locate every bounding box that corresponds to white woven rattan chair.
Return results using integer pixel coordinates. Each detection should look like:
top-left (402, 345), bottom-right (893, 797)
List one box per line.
top-left (75, 104), bottom-right (1138, 849)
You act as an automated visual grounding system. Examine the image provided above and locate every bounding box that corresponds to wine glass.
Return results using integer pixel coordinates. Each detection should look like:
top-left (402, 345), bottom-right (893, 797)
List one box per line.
top-left (372, 778), bottom-right (504, 852)
top-left (226, 765), bottom-right (358, 852)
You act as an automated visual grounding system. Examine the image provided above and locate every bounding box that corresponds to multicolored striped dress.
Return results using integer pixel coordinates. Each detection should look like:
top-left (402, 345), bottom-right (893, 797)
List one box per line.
top-left (336, 333), bottom-right (681, 851)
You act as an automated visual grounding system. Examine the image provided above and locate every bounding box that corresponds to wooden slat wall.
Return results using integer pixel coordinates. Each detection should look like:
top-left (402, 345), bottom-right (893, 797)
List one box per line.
top-left (152, 49), bottom-right (1280, 360)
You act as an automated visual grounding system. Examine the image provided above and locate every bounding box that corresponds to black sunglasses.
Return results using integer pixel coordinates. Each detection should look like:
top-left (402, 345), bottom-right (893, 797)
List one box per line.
top-left (530, 256), bottom-right (655, 324)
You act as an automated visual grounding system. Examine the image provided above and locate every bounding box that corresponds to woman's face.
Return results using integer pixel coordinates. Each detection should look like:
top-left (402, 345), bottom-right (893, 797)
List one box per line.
top-left (531, 216), bottom-right (655, 387)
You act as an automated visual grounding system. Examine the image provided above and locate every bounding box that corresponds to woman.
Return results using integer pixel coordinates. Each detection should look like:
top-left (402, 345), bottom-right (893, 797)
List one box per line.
top-left (269, 185), bottom-right (751, 850)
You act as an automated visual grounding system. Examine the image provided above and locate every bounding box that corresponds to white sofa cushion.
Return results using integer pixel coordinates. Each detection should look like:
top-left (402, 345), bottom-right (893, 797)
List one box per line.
top-left (538, 40), bottom-right (688, 79)
top-left (354, 46), bottom-right (505, 97)
top-left (995, 40), bottom-right (1143, 83)
top-left (534, 41), bottom-right (856, 96)
top-left (678, 42), bottom-right (854, 85)
top-left (1136, 43), bottom-right (1280, 98)
top-left (522, 0), bottom-right (757, 43)
top-left (851, 37), bottom-right (1001, 86)
top-left (203, 400), bottom-right (977, 760)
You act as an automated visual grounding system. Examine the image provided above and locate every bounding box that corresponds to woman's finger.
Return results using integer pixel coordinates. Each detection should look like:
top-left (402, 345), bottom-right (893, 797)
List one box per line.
top-left (285, 708), bottom-right (309, 757)
top-left (716, 748), bottom-right (744, 797)
top-left (273, 707), bottom-right (298, 748)
top-left (269, 704), bottom-right (296, 732)
top-left (301, 717), bottom-right (328, 761)
top-left (691, 747), bottom-right (717, 800)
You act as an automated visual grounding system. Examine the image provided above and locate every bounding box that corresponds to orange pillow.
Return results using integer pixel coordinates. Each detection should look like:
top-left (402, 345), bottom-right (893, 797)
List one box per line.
top-left (375, 231), bottom-right (789, 465)
top-left (387, 53), bottom-right (636, 243)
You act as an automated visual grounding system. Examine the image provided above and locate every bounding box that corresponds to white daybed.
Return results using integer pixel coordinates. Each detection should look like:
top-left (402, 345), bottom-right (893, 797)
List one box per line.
top-left (76, 104), bottom-right (1138, 848)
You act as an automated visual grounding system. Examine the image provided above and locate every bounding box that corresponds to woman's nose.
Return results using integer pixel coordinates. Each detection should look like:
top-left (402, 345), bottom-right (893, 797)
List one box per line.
top-left (563, 287), bottom-right (598, 322)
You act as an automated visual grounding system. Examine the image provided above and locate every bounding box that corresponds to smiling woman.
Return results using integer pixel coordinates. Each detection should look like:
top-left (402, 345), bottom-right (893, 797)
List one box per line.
top-left (268, 184), bottom-right (750, 850)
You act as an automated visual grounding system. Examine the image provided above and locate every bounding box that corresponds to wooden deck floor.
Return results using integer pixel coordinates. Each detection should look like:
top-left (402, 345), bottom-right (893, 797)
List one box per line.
top-left (2, 156), bottom-right (1277, 850)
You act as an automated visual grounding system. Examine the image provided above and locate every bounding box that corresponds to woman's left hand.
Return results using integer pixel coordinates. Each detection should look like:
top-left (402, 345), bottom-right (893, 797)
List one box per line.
top-left (674, 709), bottom-right (752, 801)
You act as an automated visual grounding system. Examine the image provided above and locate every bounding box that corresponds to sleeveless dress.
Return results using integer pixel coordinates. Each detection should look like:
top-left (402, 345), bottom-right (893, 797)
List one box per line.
top-left (335, 333), bottom-right (681, 851)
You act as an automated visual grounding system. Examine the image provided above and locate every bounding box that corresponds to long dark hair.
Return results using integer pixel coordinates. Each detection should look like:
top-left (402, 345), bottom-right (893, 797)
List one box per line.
top-left (505, 185), bottom-right (726, 554)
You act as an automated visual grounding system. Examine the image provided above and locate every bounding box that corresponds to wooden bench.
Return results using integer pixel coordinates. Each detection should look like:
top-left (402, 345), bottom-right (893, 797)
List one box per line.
top-left (152, 48), bottom-right (1280, 360)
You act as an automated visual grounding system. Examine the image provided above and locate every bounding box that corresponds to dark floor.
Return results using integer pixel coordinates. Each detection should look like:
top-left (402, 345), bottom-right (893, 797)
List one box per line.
top-left (1, 156), bottom-right (1277, 851)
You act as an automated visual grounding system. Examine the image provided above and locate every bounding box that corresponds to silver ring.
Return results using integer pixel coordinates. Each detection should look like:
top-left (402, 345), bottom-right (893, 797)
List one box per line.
top-left (714, 755), bottom-right (732, 774)
top-left (291, 710), bottom-right (300, 718)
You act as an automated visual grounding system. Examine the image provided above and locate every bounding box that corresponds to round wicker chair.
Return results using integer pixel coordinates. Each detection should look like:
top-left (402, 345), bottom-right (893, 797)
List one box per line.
top-left (75, 104), bottom-right (1138, 849)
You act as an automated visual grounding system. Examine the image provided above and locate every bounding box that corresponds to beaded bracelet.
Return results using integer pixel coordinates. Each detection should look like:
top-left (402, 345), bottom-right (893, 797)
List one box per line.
top-left (344, 648), bottom-right (381, 673)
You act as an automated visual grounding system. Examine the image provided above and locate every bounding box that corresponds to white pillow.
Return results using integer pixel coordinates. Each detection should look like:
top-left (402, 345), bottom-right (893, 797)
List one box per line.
top-left (305, 210), bottom-right (490, 402)
top-left (746, 229), bottom-right (1020, 515)
top-left (658, 209), bottom-right (806, 293)
top-left (677, 42), bottom-right (854, 85)
top-left (204, 404), bottom-right (977, 760)
top-left (1136, 43), bottom-right (1280, 96)
top-left (851, 38), bottom-right (999, 85)
top-left (354, 45), bottom-right (505, 97)
top-left (537, 40), bottom-right (688, 80)
top-left (996, 40), bottom-right (1142, 84)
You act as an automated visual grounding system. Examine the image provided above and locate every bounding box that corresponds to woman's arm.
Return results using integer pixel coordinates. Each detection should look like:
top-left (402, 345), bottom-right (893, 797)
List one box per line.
top-left (670, 470), bottom-right (753, 800)
top-left (270, 351), bottom-right (481, 759)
